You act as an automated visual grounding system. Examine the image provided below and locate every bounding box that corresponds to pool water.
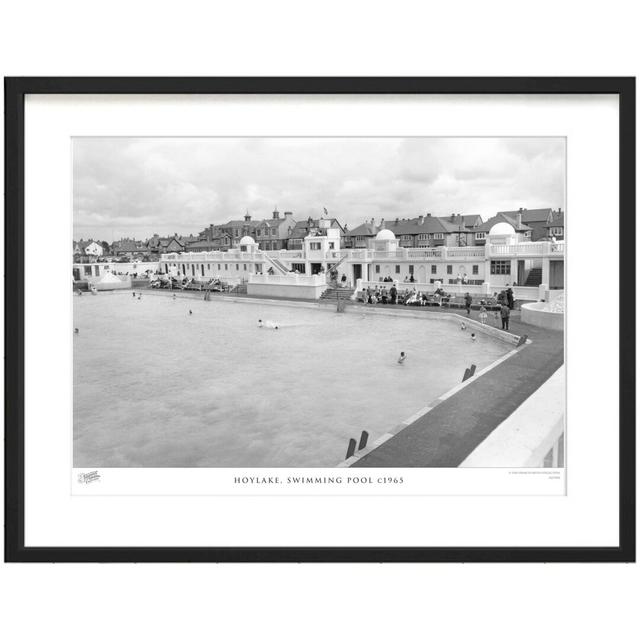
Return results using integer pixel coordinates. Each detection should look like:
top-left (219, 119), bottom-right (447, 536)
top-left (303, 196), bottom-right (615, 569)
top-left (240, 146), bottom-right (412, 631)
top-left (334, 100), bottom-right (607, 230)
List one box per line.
top-left (73, 292), bottom-right (510, 467)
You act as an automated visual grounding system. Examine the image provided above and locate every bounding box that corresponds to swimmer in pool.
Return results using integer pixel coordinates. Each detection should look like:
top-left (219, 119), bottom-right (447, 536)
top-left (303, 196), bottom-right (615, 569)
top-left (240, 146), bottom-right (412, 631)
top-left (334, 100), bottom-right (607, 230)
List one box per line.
top-left (132, 291), bottom-right (136, 298)
top-left (398, 351), bottom-right (406, 364)
top-left (460, 321), bottom-right (466, 331)
top-left (471, 333), bottom-right (476, 342)
top-left (189, 310), bottom-right (193, 315)
top-left (173, 293), bottom-right (176, 299)
top-left (258, 319), bottom-right (263, 328)
top-left (74, 328), bottom-right (79, 334)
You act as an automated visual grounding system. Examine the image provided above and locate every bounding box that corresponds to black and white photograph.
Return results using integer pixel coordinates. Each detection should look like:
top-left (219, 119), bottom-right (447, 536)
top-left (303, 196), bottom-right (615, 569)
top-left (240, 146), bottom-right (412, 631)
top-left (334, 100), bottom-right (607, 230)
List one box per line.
top-left (72, 136), bottom-right (566, 471)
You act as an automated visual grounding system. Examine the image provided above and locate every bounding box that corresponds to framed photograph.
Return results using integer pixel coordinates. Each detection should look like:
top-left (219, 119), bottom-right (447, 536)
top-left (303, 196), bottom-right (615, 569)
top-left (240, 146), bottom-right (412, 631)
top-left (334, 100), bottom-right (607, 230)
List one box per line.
top-left (4, 77), bottom-right (635, 562)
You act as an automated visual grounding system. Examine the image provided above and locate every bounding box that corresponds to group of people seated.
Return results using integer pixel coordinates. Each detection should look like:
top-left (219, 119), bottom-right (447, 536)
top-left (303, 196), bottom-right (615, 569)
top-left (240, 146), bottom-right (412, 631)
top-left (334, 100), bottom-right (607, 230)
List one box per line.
top-left (357, 285), bottom-right (452, 306)
top-left (358, 284), bottom-right (511, 311)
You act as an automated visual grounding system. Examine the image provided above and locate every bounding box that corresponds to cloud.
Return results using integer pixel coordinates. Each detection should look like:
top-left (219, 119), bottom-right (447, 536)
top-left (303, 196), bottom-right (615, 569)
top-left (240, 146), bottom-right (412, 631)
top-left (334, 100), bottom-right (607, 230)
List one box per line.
top-left (73, 137), bottom-right (565, 240)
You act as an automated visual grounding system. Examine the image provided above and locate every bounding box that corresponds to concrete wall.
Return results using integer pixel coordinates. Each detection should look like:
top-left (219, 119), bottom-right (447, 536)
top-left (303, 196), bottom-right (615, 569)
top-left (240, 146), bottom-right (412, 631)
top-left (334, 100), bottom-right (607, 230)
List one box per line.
top-left (371, 260), bottom-right (485, 284)
top-left (247, 273), bottom-right (328, 299)
top-left (247, 282), bottom-right (327, 299)
top-left (521, 302), bottom-right (564, 331)
top-left (461, 366), bottom-right (565, 467)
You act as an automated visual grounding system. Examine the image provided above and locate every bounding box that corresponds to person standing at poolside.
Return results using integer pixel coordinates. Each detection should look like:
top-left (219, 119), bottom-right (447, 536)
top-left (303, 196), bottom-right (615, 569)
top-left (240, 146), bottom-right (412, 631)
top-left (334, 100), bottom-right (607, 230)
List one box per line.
top-left (478, 304), bottom-right (487, 324)
top-left (464, 292), bottom-right (472, 315)
top-left (500, 303), bottom-right (510, 331)
top-left (506, 287), bottom-right (514, 310)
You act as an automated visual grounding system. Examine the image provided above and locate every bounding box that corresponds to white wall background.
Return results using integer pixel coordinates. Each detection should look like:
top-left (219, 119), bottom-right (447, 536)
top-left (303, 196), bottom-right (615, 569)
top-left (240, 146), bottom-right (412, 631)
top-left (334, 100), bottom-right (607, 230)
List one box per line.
top-left (1, 2), bottom-right (638, 640)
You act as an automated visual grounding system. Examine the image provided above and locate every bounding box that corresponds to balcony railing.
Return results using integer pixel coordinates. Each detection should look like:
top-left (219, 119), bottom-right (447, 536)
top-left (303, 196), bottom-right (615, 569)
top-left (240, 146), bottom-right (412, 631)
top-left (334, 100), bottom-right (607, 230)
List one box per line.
top-left (489, 241), bottom-right (565, 257)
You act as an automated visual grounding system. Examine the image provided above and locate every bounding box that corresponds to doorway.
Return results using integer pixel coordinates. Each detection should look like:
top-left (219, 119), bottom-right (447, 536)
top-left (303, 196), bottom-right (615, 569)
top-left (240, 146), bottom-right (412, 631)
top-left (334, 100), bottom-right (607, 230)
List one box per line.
top-left (549, 260), bottom-right (564, 289)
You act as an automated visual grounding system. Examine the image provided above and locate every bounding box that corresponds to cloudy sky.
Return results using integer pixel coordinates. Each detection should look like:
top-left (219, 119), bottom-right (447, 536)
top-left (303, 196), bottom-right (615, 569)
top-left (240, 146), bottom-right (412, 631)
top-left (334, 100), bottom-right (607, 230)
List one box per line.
top-left (73, 137), bottom-right (565, 241)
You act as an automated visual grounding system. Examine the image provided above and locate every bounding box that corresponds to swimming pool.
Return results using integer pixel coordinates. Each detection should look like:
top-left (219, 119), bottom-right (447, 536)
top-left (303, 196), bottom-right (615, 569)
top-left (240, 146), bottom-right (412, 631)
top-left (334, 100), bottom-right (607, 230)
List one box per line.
top-left (73, 292), bottom-right (511, 467)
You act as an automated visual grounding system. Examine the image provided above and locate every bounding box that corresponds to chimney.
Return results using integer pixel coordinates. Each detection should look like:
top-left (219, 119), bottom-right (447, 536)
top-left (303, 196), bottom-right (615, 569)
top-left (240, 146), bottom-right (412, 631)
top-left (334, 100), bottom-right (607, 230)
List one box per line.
top-left (516, 212), bottom-right (522, 227)
top-left (273, 208), bottom-right (280, 220)
top-left (395, 217), bottom-right (399, 225)
top-left (418, 215), bottom-right (424, 225)
top-left (426, 213), bottom-right (431, 217)
top-left (284, 211), bottom-right (293, 217)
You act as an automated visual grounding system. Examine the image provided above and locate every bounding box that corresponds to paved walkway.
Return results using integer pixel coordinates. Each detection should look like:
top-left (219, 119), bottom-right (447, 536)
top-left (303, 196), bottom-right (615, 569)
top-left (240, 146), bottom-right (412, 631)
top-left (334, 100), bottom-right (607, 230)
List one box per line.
top-left (353, 315), bottom-right (564, 467)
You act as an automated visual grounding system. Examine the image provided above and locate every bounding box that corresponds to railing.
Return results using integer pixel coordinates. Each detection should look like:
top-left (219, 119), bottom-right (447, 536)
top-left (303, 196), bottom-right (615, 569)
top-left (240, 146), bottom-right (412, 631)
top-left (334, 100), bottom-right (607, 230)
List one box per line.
top-left (446, 247), bottom-right (486, 258)
top-left (161, 241), bottom-right (565, 266)
top-left (406, 248), bottom-right (443, 259)
top-left (489, 241), bottom-right (565, 257)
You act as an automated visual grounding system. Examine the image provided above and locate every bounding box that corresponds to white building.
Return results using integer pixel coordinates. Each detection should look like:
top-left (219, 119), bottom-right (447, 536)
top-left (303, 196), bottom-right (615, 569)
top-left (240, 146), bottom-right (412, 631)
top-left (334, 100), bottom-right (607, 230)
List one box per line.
top-left (155, 221), bottom-right (564, 300)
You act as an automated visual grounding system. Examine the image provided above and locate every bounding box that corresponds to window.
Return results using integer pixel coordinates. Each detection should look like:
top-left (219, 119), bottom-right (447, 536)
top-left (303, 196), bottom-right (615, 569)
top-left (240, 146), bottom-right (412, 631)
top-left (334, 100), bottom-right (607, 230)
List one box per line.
top-left (218, 264), bottom-right (221, 270)
top-left (243, 264), bottom-right (247, 271)
top-left (375, 265), bottom-right (380, 274)
top-left (395, 265), bottom-right (400, 274)
top-left (191, 265), bottom-right (195, 276)
top-left (201, 265), bottom-right (204, 276)
top-left (408, 265), bottom-right (414, 275)
top-left (472, 265), bottom-right (479, 275)
top-left (431, 265), bottom-right (437, 274)
top-left (433, 233), bottom-right (444, 240)
top-left (310, 242), bottom-right (321, 251)
top-left (328, 242), bottom-right (335, 249)
top-left (236, 264), bottom-right (239, 270)
top-left (225, 264), bottom-right (228, 270)
top-left (234, 229), bottom-right (239, 237)
top-left (418, 234), bottom-right (429, 241)
top-left (207, 264), bottom-right (211, 271)
top-left (490, 260), bottom-right (511, 275)
top-left (550, 227), bottom-right (563, 236)
top-left (402, 235), bottom-right (411, 241)
top-left (84, 266), bottom-right (92, 276)
top-left (446, 265), bottom-right (452, 274)
top-left (257, 229), bottom-right (261, 237)
top-left (475, 232), bottom-right (486, 240)
top-left (271, 228), bottom-right (276, 236)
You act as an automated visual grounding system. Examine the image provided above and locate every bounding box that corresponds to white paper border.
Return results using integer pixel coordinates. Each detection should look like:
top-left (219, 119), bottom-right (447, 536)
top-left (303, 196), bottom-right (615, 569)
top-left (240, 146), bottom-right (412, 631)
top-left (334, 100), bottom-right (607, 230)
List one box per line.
top-left (24, 93), bottom-right (619, 547)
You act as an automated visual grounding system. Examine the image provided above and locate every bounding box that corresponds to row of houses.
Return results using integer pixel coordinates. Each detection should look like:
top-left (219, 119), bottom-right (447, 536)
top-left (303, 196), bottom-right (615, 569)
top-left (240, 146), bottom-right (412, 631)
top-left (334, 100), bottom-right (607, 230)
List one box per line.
top-left (73, 206), bottom-right (564, 259)
top-left (186, 206), bottom-right (564, 251)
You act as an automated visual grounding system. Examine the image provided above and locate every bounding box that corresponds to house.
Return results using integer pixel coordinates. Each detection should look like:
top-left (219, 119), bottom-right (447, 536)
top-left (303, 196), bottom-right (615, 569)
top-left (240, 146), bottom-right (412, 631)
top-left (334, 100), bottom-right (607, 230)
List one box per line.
top-left (545, 208), bottom-right (565, 240)
top-left (83, 240), bottom-right (104, 257)
top-left (497, 207), bottom-right (563, 241)
top-left (287, 216), bottom-right (344, 250)
top-left (472, 212), bottom-right (533, 245)
top-left (111, 238), bottom-right (150, 258)
top-left (344, 213), bottom-right (485, 249)
top-left (146, 233), bottom-right (186, 256)
top-left (203, 209), bottom-right (296, 251)
top-left (252, 209), bottom-right (297, 251)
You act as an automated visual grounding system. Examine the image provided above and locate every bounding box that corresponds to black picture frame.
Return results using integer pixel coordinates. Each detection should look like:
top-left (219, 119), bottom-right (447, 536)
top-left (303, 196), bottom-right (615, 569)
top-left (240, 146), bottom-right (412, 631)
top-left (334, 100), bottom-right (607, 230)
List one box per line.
top-left (4, 77), bottom-right (635, 563)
